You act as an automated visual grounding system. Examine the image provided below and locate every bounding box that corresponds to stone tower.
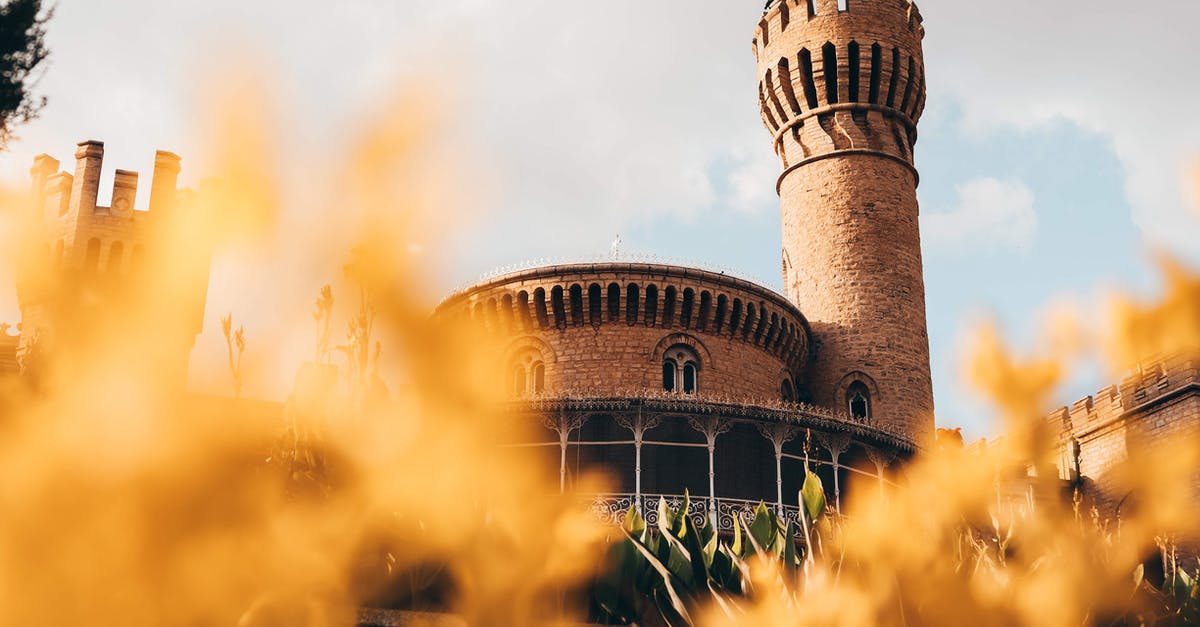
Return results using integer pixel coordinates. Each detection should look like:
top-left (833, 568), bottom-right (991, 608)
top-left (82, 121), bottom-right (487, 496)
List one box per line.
top-left (754, 0), bottom-right (933, 442)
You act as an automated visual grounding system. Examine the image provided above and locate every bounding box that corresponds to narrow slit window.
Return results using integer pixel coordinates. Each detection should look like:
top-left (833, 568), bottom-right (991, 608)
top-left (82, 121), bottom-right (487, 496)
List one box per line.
top-left (798, 49), bottom-right (819, 109)
top-left (569, 284), bottom-right (584, 326)
top-left (551, 286), bottom-right (566, 328)
top-left (847, 42), bottom-right (860, 102)
top-left (644, 285), bottom-right (659, 326)
top-left (777, 58), bottom-right (803, 115)
top-left (900, 56), bottom-right (918, 112)
top-left (869, 44), bottom-right (882, 103)
top-left (681, 289), bottom-right (695, 328)
top-left (822, 42), bottom-right (839, 104)
top-left (886, 47), bottom-right (901, 107)
top-left (626, 284), bottom-right (640, 325)
top-left (588, 284), bottom-right (602, 326)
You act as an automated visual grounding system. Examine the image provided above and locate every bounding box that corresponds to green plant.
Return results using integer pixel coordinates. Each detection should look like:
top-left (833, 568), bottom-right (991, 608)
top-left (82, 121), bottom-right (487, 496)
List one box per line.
top-left (590, 471), bottom-right (829, 626)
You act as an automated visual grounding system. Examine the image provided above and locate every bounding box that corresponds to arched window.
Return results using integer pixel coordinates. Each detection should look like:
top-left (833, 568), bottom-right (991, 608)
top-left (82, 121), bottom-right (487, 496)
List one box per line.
top-left (84, 238), bottom-right (101, 272)
top-left (107, 241), bottom-right (124, 273)
top-left (662, 345), bottom-right (700, 395)
top-left (781, 379), bottom-right (795, 403)
top-left (532, 361), bottom-right (545, 393)
top-left (847, 381), bottom-right (871, 421)
top-left (682, 362), bottom-right (697, 394)
top-left (509, 351), bottom-right (547, 397)
top-left (511, 364), bottom-right (527, 397)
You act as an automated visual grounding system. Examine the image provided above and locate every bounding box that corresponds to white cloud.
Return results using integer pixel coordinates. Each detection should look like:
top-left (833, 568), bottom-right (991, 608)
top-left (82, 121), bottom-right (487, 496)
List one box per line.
top-left (919, 0), bottom-right (1200, 257)
top-left (726, 149), bottom-right (778, 214)
top-left (923, 178), bottom-right (1037, 254)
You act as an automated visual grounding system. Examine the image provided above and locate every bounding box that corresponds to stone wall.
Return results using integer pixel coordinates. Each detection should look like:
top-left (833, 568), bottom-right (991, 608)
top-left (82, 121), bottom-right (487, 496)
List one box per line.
top-left (437, 263), bottom-right (811, 403)
top-left (1052, 355), bottom-right (1200, 517)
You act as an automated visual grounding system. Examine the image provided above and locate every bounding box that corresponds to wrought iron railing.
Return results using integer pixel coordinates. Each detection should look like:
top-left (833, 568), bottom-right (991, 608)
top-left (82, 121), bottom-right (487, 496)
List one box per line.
top-left (508, 388), bottom-right (917, 453)
top-left (585, 492), bottom-right (806, 536)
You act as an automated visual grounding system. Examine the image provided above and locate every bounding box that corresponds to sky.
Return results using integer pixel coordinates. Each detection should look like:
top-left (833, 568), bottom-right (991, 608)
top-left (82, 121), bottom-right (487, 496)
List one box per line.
top-left (0, 0), bottom-right (1197, 439)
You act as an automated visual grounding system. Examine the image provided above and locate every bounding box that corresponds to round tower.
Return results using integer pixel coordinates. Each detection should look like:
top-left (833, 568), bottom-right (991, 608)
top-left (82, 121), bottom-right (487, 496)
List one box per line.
top-left (754, 0), bottom-right (933, 442)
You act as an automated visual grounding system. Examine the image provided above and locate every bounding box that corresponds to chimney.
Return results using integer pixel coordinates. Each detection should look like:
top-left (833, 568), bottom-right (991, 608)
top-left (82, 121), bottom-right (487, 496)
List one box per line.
top-left (29, 154), bottom-right (60, 215)
top-left (69, 140), bottom-right (104, 218)
top-left (112, 169), bottom-right (138, 217)
top-left (149, 150), bottom-right (181, 214)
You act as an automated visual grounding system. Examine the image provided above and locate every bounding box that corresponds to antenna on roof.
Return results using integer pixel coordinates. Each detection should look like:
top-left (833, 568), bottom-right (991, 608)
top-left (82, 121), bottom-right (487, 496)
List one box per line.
top-left (610, 234), bottom-right (622, 260)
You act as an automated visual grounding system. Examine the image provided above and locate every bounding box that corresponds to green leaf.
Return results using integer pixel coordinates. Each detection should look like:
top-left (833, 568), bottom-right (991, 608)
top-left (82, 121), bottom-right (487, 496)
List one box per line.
top-left (782, 519), bottom-right (799, 573)
top-left (801, 471), bottom-right (827, 522)
top-left (701, 525), bottom-right (718, 569)
top-left (657, 497), bottom-right (674, 537)
top-left (749, 502), bottom-right (776, 554)
top-left (678, 490), bottom-right (691, 539)
top-left (730, 509), bottom-right (743, 557)
top-left (743, 507), bottom-right (770, 557)
top-left (624, 503), bottom-right (646, 536)
top-left (623, 529), bottom-right (695, 624)
top-left (680, 514), bottom-right (711, 590)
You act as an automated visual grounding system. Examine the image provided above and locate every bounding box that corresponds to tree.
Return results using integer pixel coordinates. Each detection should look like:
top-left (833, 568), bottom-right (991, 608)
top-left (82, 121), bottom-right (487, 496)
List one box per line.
top-left (0, 0), bottom-right (50, 149)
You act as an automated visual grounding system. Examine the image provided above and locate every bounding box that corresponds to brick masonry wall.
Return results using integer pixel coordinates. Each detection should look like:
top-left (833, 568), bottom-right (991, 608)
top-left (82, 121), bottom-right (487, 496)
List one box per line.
top-left (438, 264), bottom-right (812, 402)
top-left (1056, 356), bottom-right (1200, 518)
top-left (755, 0), bottom-right (934, 443)
top-left (778, 155), bottom-right (933, 439)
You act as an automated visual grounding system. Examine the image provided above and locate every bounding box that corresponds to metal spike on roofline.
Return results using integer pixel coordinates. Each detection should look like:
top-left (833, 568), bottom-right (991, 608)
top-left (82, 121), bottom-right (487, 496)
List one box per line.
top-left (443, 253), bottom-right (774, 301)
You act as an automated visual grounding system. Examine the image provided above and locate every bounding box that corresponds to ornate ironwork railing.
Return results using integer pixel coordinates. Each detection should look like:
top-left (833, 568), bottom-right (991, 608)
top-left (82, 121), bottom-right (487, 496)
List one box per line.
top-left (508, 388), bottom-right (916, 454)
top-left (586, 492), bottom-right (806, 536)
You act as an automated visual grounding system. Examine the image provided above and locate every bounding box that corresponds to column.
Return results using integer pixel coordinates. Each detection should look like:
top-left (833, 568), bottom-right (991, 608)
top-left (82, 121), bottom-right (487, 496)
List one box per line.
top-left (688, 415), bottom-right (732, 527)
top-left (815, 432), bottom-right (851, 513)
top-left (865, 446), bottom-right (896, 499)
top-left (542, 411), bottom-right (587, 493)
top-left (616, 408), bottom-right (663, 512)
top-left (757, 422), bottom-right (799, 517)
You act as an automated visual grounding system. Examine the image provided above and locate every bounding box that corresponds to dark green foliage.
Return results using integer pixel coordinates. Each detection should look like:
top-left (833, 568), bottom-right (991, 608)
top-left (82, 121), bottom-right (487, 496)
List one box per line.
top-left (0, 0), bottom-right (50, 148)
top-left (589, 478), bottom-right (824, 626)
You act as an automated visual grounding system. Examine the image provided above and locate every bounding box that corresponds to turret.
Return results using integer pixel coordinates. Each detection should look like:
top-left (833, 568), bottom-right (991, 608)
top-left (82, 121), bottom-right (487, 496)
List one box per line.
top-left (16, 142), bottom-right (206, 390)
top-left (755, 0), bottom-right (934, 442)
top-left (149, 150), bottom-right (181, 214)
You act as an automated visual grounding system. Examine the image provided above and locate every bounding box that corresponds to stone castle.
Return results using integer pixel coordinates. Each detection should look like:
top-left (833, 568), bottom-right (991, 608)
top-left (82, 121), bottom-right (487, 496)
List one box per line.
top-left (4, 0), bottom-right (1195, 530)
top-left (8, 140), bottom-right (208, 389)
top-left (437, 0), bottom-right (934, 527)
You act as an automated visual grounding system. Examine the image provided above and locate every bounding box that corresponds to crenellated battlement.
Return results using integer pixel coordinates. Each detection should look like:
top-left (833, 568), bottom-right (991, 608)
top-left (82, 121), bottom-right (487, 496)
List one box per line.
top-left (755, 0), bottom-right (924, 59)
top-left (15, 140), bottom-right (207, 386)
top-left (31, 140), bottom-right (182, 226)
top-left (26, 141), bottom-right (185, 275)
top-left (754, 0), bottom-right (927, 181)
top-left (1050, 354), bottom-right (1200, 440)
